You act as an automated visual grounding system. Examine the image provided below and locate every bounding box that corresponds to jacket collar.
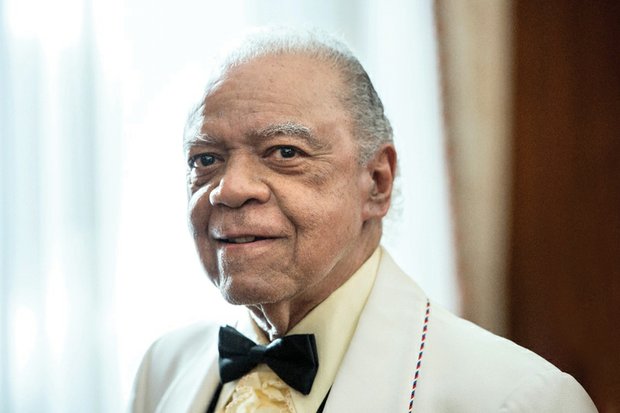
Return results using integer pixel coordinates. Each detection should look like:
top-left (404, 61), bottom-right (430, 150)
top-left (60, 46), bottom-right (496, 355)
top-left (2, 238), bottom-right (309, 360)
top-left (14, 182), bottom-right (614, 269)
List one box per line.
top-left (325, 249), bottom-right (428, 412)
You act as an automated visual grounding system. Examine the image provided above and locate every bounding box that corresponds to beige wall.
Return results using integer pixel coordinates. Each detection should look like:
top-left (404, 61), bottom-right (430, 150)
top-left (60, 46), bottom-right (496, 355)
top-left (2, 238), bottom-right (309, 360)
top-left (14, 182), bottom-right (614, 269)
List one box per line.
top-left (435, 0), bottom-right (513, 335)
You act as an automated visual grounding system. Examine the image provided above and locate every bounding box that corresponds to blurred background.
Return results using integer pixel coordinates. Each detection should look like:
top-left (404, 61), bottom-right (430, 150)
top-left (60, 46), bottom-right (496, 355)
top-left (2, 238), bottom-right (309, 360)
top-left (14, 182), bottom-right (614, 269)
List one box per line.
top-left (0, 0), bottom-right (618, 412)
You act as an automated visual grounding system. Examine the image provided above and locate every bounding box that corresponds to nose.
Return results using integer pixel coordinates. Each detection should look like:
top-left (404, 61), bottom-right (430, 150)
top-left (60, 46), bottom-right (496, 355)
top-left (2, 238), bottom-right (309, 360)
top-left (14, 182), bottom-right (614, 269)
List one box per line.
top-left (209, 155), bottom-right (270, 208)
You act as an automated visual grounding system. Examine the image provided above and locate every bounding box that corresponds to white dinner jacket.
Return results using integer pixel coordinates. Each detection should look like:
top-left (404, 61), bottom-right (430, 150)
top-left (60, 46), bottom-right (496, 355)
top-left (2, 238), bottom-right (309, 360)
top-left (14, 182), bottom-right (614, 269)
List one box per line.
top-left (130, 250), bottom-right (598, 412)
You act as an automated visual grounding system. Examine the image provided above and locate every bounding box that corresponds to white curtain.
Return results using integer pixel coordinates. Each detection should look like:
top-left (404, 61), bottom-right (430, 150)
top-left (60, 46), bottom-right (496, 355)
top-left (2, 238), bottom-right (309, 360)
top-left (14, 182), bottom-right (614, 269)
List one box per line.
top-left (1, 0), bottom-right (124, 410)
top-left (0, 1), bottom-right (455, 411)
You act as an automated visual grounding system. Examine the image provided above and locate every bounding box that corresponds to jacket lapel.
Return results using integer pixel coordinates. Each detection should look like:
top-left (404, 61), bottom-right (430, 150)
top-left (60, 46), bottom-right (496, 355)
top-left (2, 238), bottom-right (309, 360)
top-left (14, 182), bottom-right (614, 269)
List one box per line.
top-left (325, 250), bottom-right (429, 412)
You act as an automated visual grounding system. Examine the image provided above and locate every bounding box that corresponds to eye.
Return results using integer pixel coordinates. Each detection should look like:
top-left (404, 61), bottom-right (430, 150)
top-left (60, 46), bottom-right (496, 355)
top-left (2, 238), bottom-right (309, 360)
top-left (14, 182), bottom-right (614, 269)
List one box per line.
top-left (273, 146), bottom-right (301, 159)
top-left (188, 153), bottom-right (216, 169)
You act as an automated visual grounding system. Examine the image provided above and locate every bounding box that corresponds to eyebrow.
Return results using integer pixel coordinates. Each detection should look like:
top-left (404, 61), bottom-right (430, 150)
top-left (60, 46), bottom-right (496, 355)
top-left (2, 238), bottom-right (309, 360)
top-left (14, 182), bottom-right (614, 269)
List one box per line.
top-left (252, 122), bottom-right (328, 150)
top-left (184, 133), bottom-right (218, 153)
top-left (184, 121), bottom-right (330, 152)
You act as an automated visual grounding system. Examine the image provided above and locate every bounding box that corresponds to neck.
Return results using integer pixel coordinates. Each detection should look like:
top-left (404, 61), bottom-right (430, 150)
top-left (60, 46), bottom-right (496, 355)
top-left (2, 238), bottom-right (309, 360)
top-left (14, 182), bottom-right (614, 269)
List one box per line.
top-left (248, 223), bottom-right (382, 341)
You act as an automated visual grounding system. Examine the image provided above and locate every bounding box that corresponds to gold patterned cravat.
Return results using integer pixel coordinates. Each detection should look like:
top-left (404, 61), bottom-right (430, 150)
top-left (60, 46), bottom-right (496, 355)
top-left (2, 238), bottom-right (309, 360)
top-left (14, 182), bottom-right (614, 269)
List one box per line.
top-left (223, 370), bottom-right (296, 413)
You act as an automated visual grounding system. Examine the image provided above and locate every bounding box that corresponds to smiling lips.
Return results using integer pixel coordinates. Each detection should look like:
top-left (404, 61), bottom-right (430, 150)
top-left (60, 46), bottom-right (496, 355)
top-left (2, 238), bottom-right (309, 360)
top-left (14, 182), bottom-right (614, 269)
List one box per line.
top-left (219, 236), bottom-right (268, 244)
top-left (210, 223), bottom-right (284, 245)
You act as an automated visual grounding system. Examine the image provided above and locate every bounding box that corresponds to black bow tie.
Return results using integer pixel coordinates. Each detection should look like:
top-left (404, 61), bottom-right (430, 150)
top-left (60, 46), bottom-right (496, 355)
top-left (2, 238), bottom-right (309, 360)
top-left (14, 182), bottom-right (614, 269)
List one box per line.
top-left (218, 325), bottom-right (319, 395)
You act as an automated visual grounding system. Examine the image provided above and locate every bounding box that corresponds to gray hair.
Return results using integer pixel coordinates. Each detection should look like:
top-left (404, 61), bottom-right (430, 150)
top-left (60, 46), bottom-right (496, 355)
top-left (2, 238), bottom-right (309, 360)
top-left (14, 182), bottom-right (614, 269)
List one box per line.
top-left (185, 27), bottom-right (393, 164)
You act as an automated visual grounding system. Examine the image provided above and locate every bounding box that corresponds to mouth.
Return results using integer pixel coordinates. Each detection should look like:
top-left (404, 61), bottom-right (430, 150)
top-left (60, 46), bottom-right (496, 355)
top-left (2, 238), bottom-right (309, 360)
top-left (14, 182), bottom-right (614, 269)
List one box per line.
top-left (218, 236), bottom-right (269, 244)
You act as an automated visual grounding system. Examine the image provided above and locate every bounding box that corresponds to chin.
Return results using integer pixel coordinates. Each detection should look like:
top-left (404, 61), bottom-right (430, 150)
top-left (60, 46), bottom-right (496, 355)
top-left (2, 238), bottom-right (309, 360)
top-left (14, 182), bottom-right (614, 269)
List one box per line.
top-left (214, 271), bottom-right (295, 306)
top-left (219, 284), bottom-right (287, 306)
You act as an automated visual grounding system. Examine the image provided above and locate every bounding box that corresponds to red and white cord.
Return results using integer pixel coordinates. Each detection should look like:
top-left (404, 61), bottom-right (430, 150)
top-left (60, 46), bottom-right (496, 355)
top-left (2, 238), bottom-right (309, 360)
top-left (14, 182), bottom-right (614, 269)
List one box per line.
top-left (408, 299), bottom-right (430, 412)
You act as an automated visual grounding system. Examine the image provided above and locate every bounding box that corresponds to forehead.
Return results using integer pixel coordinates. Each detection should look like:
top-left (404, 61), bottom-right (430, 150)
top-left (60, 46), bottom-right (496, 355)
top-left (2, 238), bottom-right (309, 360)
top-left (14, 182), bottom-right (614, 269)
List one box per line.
top-left (198, 54), bottom-right (349, 136)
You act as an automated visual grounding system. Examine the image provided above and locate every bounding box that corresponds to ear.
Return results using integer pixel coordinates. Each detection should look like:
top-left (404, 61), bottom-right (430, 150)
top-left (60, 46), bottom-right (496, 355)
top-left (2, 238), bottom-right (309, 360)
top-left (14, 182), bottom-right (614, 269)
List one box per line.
top-left (362, 144), bottom-right (397, 221)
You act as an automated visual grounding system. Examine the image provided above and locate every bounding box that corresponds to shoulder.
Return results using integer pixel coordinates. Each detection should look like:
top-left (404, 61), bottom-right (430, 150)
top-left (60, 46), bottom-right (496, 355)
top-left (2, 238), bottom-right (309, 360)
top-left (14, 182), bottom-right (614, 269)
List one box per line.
top-left (405, 298), bottom-right (597, 412)
top-left (374, 249), bottom-right (597, 412)
top-left (427, 303), bottom-right (557, 378)
top-left (140, 321), bottom-right (219, 381)
top-left (421, 304), bottom-right (596, 410)
top-left (130, 322), bottom-right (220, 412)
top-left (498, 369), bottom-right (598, 412)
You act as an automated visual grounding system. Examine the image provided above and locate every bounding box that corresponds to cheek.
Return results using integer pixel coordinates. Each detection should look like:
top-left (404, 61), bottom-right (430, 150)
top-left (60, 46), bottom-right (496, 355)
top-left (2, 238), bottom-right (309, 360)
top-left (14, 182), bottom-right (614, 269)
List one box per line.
top-left (187, 187), bottom-right (212, 235)
top-left (188, 190), bottom-right (220, 275)
top-left (286, 183), bottom-right (362, 248)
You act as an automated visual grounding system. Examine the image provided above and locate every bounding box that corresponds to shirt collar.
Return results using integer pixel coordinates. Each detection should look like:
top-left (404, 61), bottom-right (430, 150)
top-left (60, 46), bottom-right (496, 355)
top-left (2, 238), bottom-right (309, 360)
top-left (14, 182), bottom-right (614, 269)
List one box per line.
top-left (218, 246), bottom-right (382, 412)
top-left (287, 246), bottom-right (382, 412)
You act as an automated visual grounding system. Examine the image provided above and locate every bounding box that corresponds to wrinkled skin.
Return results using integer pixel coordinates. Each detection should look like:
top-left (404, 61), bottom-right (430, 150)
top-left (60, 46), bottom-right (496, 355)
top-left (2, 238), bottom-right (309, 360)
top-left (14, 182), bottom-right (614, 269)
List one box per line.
top-left (185, 53), bottom-right (396, 339)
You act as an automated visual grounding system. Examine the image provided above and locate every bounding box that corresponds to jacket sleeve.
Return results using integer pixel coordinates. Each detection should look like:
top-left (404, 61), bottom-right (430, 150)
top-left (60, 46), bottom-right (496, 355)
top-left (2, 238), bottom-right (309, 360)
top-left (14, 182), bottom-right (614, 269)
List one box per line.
top-left (498, 370), bottom-right (598, 413)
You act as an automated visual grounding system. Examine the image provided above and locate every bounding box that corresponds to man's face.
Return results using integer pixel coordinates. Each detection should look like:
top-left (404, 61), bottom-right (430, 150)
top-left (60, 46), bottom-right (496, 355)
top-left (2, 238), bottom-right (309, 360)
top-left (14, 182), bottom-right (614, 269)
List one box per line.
top-left (186, 54), bottom-right (374, 307)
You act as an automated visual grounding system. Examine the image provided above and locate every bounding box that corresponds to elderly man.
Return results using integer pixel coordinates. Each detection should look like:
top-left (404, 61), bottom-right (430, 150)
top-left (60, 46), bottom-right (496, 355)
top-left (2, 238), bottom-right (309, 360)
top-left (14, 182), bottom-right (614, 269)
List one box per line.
top-left (130, 29), bottom-right (597, 412)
